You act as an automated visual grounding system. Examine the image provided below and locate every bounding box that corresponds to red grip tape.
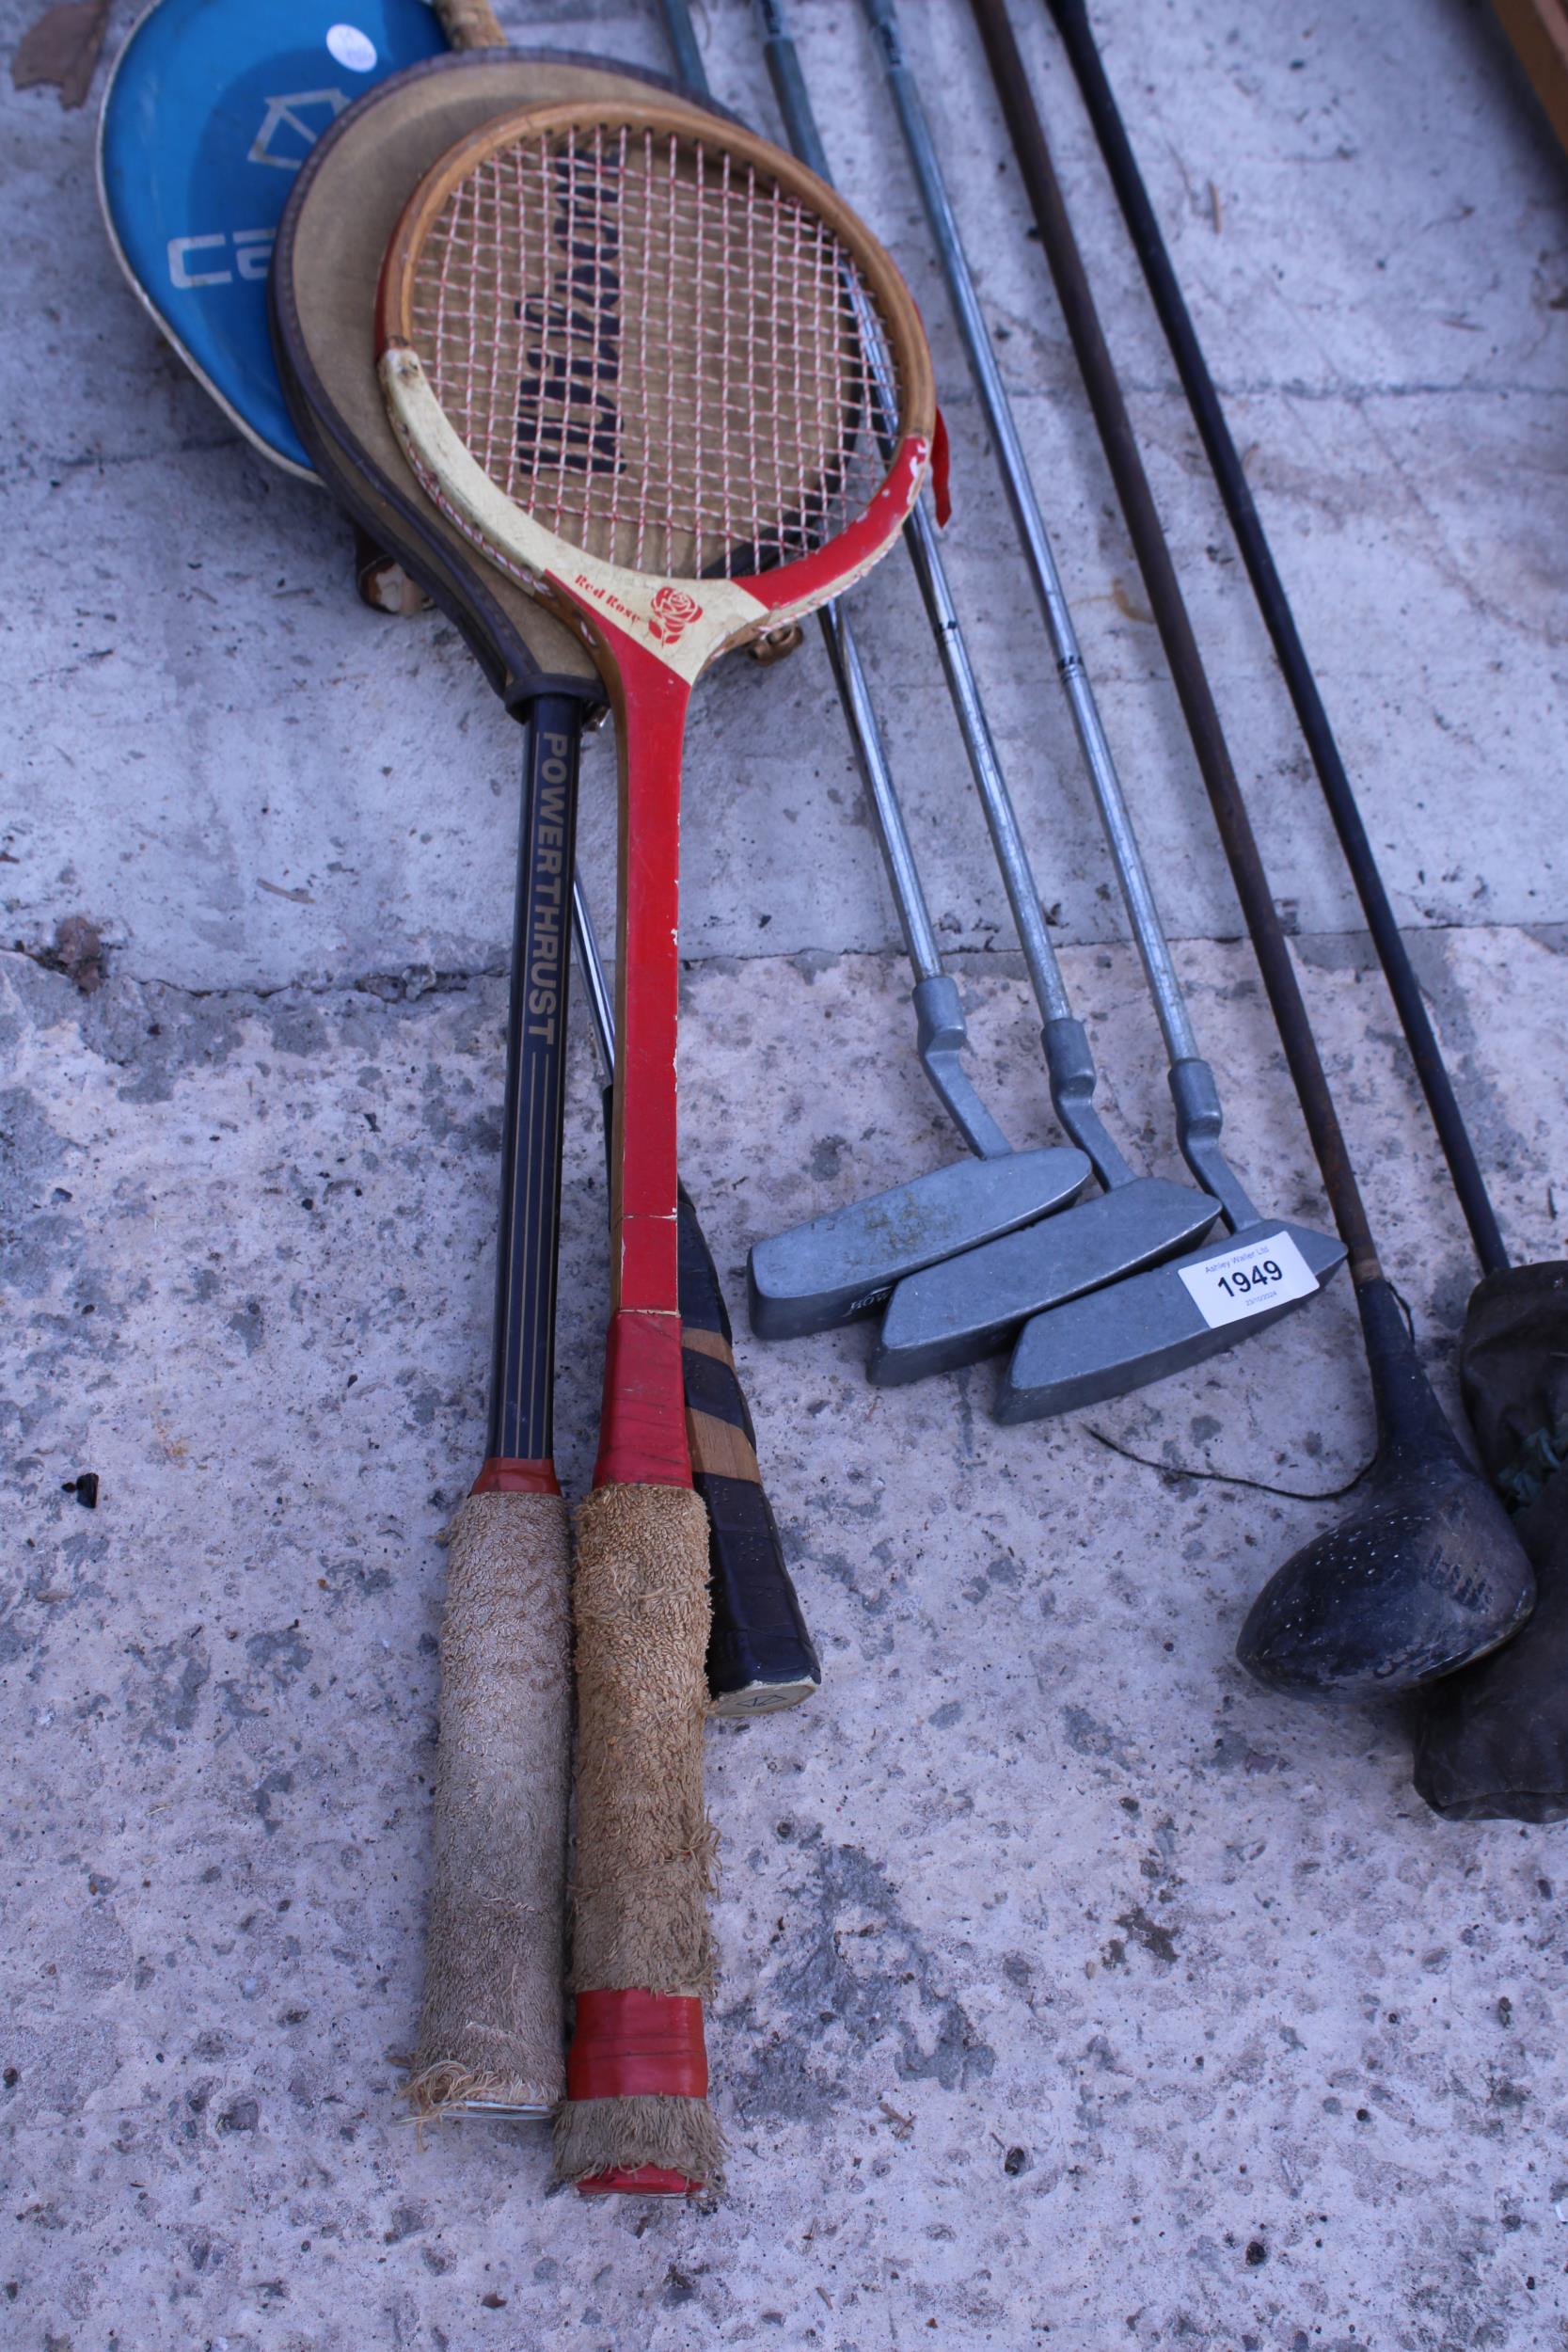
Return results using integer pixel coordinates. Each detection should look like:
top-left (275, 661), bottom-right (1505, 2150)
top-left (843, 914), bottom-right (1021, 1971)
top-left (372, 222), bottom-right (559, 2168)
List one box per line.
top-left (469, 1457), bottom-right (562, 1497)
top-left (594, 1310), bottom-right (693, 1489)
top-left (577, 2163), bottom-right (698, 2198)
top-left (566, 1989), bottom-right (708, 2102)
top-left (931, 407), bottom-right (952, 529)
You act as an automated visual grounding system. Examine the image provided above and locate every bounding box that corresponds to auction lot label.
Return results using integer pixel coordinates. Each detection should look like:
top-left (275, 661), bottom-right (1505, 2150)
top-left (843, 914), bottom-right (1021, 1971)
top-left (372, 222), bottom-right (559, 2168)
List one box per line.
top-left (1179, 1231), bottom-right (1317, 1328)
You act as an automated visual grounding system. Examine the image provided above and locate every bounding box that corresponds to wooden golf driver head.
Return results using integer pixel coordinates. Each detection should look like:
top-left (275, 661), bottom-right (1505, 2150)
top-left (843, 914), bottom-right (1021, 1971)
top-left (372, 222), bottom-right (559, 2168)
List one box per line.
top-left (1236, 1279), bottom-right (1536, 1698)
top-left (1238, 1439), bottom-right (1534, 1699)
top-left (996, 1217), bottom-right (1347, 1420)
top-left (871, 1176), bottom-right (1222, 1385)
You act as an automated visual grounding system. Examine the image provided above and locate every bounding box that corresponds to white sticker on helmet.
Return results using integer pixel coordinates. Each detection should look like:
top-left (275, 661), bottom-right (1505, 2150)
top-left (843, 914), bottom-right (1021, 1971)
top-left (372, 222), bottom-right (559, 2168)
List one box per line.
top-left (326, 24), bottom-right (377, 72)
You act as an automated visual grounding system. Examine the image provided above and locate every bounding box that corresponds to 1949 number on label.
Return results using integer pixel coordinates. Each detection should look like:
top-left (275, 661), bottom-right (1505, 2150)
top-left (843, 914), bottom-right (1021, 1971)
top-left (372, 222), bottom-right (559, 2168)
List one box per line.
top-left (1178, 1231), bottom-right (1317, 1330)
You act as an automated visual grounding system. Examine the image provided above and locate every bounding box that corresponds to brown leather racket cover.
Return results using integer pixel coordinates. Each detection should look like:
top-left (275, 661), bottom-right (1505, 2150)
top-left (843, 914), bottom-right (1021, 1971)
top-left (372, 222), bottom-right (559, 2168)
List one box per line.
top-left (271, 52), bottom-right (739, 713)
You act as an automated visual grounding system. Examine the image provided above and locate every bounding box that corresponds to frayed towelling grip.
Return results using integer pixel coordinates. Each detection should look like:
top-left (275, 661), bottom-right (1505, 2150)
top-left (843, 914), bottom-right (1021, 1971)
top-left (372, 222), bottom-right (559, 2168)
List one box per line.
top-left (554, 1480), bottom-right (721, 2195)
top-left (409, 1486), bottom-right (572, 2117)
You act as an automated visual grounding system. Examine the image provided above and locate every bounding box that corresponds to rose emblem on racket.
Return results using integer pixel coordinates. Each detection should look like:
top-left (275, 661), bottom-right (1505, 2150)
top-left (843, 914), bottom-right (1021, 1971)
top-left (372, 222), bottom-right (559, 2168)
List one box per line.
top-left (647, 584), bottom-right (704, 647)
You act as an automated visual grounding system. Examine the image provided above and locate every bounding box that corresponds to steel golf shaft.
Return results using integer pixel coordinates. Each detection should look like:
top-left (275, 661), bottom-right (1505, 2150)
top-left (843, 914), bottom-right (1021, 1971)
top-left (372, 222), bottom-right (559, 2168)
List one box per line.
top-left (759, 0), bottom-right (1072, 1031)
top-left (957, 0), bottom-right (1386, 1279)
top-left (960, 0), bottom-right (1373, 1251)
top-left (758, 0), bottom-right (1063, 1024)
top-left (820, 600), bottom-right (944, 983)
top-left (816, 600), bottom-right (1013, 1160)
top-left (1041, 0), bottom-right (1509, 1280)
top-left (860, 0), bottom-right (1198, 1075)
top-left (972, 0), bottom-right (1243, 932)
top-left (656, 1), bottom-right (925, 980)
top-left (755, 0), bottom-right (1145, 1193)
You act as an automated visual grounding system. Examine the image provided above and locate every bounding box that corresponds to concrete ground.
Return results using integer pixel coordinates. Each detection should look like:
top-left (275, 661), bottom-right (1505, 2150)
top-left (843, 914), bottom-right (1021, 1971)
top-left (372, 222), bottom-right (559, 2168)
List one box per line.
top-left (4, 0), bottom-right (1566, 2345)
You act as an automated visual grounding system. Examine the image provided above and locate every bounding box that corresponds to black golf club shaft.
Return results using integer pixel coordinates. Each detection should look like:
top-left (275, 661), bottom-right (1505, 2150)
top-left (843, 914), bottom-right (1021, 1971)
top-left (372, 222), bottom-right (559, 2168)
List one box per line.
top-left (963, 0), bottom-right (1535, 1694)
top-left (965, 0), bottom-right (1383, 1290)
top-left (962, 0), bottom-right (1492, 1538)
top-left (1040, 0), bottom-right (1509, 1279)
top-left (1026, 0), bottom-right (1564, 1823)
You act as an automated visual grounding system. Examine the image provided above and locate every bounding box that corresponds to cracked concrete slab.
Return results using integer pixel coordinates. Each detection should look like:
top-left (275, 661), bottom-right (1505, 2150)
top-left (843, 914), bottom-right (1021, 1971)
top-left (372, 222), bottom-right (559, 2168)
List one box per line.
top-left (4, 0), bottom-right (1567, 2345)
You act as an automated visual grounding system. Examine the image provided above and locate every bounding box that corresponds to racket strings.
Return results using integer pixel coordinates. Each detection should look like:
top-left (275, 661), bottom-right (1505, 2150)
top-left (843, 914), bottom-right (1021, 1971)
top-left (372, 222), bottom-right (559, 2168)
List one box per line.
top-left (409, 123), bottom-right (898, 582)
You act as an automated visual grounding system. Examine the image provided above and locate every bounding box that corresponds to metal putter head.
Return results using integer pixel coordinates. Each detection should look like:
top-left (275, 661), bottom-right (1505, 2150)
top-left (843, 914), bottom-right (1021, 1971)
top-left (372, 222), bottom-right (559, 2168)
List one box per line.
top-left (869, 1175), bottom-right (1218, 1385)
top-left (1235, 1279), bottom-right (1536, 1698)
top-left (747, 1142), bottom-right (1089, 1341)
top-left (995, 1216), bottom-right (1347, 1422)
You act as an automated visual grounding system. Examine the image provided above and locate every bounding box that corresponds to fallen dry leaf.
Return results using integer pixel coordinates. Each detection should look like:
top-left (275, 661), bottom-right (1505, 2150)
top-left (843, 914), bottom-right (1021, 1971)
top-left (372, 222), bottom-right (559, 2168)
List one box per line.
top-left (11, 0), bottom-right (112, 110)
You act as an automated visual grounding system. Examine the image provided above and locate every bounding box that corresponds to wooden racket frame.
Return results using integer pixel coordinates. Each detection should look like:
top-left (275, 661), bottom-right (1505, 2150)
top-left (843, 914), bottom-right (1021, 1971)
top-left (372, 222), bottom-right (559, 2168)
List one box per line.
top-left (376, 101), bottom-right (933, 664)
top-left (378, 99), bottom-right (933, 1484)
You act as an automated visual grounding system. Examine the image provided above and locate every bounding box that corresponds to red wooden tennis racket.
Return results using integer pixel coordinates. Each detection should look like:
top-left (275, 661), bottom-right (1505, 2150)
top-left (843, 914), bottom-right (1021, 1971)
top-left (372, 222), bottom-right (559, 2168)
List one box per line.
top-left (378, 102), bottom-right (933, 2193)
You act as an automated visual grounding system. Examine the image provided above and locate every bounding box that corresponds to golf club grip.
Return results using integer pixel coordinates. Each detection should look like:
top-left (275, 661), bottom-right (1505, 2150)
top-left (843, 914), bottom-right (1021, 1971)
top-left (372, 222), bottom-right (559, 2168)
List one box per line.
top-left (676, 1188), bottom-right (821, 1712)
top-left (409, 1486), bottom-right (572, 2114)
top-left (433, 0), bottom-right (504, 46)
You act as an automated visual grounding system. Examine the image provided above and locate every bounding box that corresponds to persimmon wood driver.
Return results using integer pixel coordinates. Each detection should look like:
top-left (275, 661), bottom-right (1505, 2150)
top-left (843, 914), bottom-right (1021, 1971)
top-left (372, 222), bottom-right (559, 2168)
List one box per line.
top-left (960, 0), bottom-right (1536, 1697)
top-left (378, 100), bottom-right (934, 2192)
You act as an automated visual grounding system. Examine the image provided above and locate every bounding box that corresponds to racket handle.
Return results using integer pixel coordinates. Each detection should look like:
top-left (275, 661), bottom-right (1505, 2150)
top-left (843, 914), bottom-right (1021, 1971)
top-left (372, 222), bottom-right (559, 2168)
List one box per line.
top-left (593, 1083), bottom-right (819, 1713)
top-left (676, 1188), bottom-right (822, 1714)
top-left (554, 1481), bottom-right (722, 2195)
top-left (408, 1487), bottom-right (572, 2118)
top-left (432, 0), bottom-right (505, 46)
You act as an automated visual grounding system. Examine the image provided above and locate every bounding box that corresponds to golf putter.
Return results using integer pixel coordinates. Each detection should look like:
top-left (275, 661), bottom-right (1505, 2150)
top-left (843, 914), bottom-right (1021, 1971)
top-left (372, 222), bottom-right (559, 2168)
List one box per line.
top-left (739, 0), bottom-right (1206, 1347)
top-left (641, 9), bottom-right (1090, 1350)
top-left (857, 0), bottom-right (1340, 1397)
top-left (745, 595), bottom-right (1091, 1339)
top-left (864, 683), bottom-right (1226, 1385)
